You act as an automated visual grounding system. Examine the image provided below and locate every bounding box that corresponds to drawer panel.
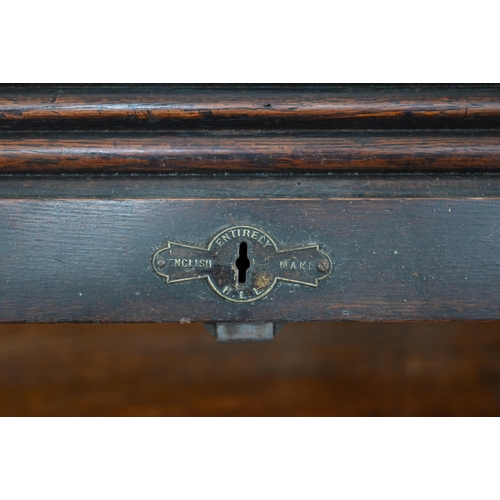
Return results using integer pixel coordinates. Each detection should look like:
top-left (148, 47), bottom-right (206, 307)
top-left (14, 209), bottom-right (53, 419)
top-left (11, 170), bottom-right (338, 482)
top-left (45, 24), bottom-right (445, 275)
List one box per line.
top-left (1, 188), bottom-right (499, 322)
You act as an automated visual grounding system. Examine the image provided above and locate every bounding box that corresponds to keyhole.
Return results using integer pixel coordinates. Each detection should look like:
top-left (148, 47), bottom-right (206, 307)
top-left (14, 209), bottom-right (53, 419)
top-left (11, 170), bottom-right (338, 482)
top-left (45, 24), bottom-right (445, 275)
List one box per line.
top-left (235, 242), bottom-right (250, 283)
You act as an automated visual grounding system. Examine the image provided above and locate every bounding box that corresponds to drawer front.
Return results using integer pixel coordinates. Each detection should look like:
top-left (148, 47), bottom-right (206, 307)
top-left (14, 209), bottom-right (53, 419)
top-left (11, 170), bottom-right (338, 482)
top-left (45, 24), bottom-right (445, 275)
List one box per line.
top-left (1, 182), bottom-right (499, 323)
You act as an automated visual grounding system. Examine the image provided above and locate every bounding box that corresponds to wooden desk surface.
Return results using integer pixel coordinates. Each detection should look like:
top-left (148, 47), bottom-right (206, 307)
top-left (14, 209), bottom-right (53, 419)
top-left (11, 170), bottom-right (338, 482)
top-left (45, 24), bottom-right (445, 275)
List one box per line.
top-left (1, 322), bottom-right (499, 416)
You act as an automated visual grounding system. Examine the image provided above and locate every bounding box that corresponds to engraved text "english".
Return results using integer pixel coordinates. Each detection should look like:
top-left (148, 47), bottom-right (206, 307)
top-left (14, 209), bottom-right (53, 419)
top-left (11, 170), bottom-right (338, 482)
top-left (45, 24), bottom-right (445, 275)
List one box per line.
top-left (169, 259), bottom-right (213, 269)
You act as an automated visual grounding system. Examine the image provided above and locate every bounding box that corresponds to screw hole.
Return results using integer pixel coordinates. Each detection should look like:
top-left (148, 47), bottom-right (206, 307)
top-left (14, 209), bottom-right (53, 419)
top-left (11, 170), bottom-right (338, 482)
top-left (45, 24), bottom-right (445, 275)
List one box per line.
top-left (235, 242), bottom-right (250, 283)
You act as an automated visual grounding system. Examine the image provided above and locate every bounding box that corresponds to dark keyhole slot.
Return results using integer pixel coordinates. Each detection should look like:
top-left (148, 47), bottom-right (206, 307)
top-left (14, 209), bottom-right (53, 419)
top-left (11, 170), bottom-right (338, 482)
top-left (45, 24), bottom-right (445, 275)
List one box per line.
top-left (236, 242), bottom-right (250, 283)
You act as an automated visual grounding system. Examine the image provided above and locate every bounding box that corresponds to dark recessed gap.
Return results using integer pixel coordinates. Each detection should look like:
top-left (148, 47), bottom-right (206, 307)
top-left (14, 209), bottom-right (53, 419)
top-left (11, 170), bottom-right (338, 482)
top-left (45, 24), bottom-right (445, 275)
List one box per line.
top-left (236, 242), bottom-right (250, 283)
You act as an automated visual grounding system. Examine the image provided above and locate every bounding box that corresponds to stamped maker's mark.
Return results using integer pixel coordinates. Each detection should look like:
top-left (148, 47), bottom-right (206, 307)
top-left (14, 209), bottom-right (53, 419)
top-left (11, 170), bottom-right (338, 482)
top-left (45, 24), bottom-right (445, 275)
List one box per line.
top-left (152, 226), bottom-right (333, 303)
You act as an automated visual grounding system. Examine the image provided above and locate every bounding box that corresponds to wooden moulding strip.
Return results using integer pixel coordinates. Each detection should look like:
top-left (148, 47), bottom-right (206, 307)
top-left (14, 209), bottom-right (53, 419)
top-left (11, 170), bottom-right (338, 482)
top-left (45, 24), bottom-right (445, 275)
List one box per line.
top-left (1, 86), bottom-right (500, 125)
top-left (1, 133), bottom-right (500, 173)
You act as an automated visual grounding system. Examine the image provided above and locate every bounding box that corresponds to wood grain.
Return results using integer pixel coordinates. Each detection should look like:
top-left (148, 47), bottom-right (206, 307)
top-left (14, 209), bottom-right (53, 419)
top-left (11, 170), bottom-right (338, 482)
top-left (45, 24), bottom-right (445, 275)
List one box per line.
top-left (2, 174), bottom-right (500, 199)
top-left (1, 85), bottom-right (499, 324)
top-left (0, 85), bottom-right (499, 173)
top-left (1, 132), bottom-right (500, 173)
top-left (0, 321), bottom-right (499, 416)
top-left (1, 196), bottom-right (500, 323)
top-left (1, 85), bottom-right (499, 128)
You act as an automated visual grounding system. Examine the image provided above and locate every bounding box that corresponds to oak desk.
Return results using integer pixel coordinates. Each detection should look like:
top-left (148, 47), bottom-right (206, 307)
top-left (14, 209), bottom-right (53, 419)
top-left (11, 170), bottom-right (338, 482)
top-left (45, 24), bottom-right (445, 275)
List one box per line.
top-left (1, 85), bottom-right (499, 341)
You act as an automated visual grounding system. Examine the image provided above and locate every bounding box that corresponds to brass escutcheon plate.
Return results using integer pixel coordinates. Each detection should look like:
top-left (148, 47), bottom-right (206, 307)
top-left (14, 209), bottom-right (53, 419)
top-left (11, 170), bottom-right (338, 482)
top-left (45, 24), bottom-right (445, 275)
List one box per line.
top-left (152, 225), bottom-right (333, 303)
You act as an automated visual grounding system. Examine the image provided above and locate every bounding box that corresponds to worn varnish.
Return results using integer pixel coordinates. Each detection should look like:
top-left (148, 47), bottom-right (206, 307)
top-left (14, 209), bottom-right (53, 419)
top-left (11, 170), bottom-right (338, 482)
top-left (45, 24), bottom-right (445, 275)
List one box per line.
top-left (0, 85), bottom-right (499, 174)
top-left (1, 85), bottom-right (500, 326)
top-left (1, 85), bottom-right (500, 128)
top-left (1, 193), bottom-right (500, 322)
top-left (1, 132), bottom-right (500, 173)
top-left (2, 174), bottom-right (500, 200)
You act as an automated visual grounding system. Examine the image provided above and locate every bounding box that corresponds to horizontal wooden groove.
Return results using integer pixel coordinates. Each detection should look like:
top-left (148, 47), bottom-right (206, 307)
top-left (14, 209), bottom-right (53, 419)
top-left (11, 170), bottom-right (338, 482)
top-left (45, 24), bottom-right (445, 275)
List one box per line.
top-left (1, 133), bottom-right (500, 173)
top-left (2, 174), bottom-right (500, 199)
top-left (1, 86), bottom-right (500, 128)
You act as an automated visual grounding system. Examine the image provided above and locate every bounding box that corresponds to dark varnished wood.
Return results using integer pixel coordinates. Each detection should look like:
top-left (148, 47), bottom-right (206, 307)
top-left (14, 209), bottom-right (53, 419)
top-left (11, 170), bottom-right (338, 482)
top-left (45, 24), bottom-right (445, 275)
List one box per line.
top-left (1, 85), bottom-right (500, 129)
top-left (1, 193), bottom-right (500, 323)
top-left (0, 322), bottom-right (499, 416)
top-left (1, 174), bottom-right (500, 199)
top-left (1, 85), bottom-right (500, 326)
top-left (0, 85), bottom-right (499, 174)
top-left (1, 132), bottom-right (500, 173)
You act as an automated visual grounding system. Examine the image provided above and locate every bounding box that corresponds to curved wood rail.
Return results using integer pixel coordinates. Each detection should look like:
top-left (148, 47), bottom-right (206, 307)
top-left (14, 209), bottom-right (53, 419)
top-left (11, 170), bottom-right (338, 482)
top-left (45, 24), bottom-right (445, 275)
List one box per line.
top-left (0, 132), bottom-right (499, 173)
top-left (0, 85), bottom-right (499, 128)
top-left (0, 85), bottom-right (499, 173)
